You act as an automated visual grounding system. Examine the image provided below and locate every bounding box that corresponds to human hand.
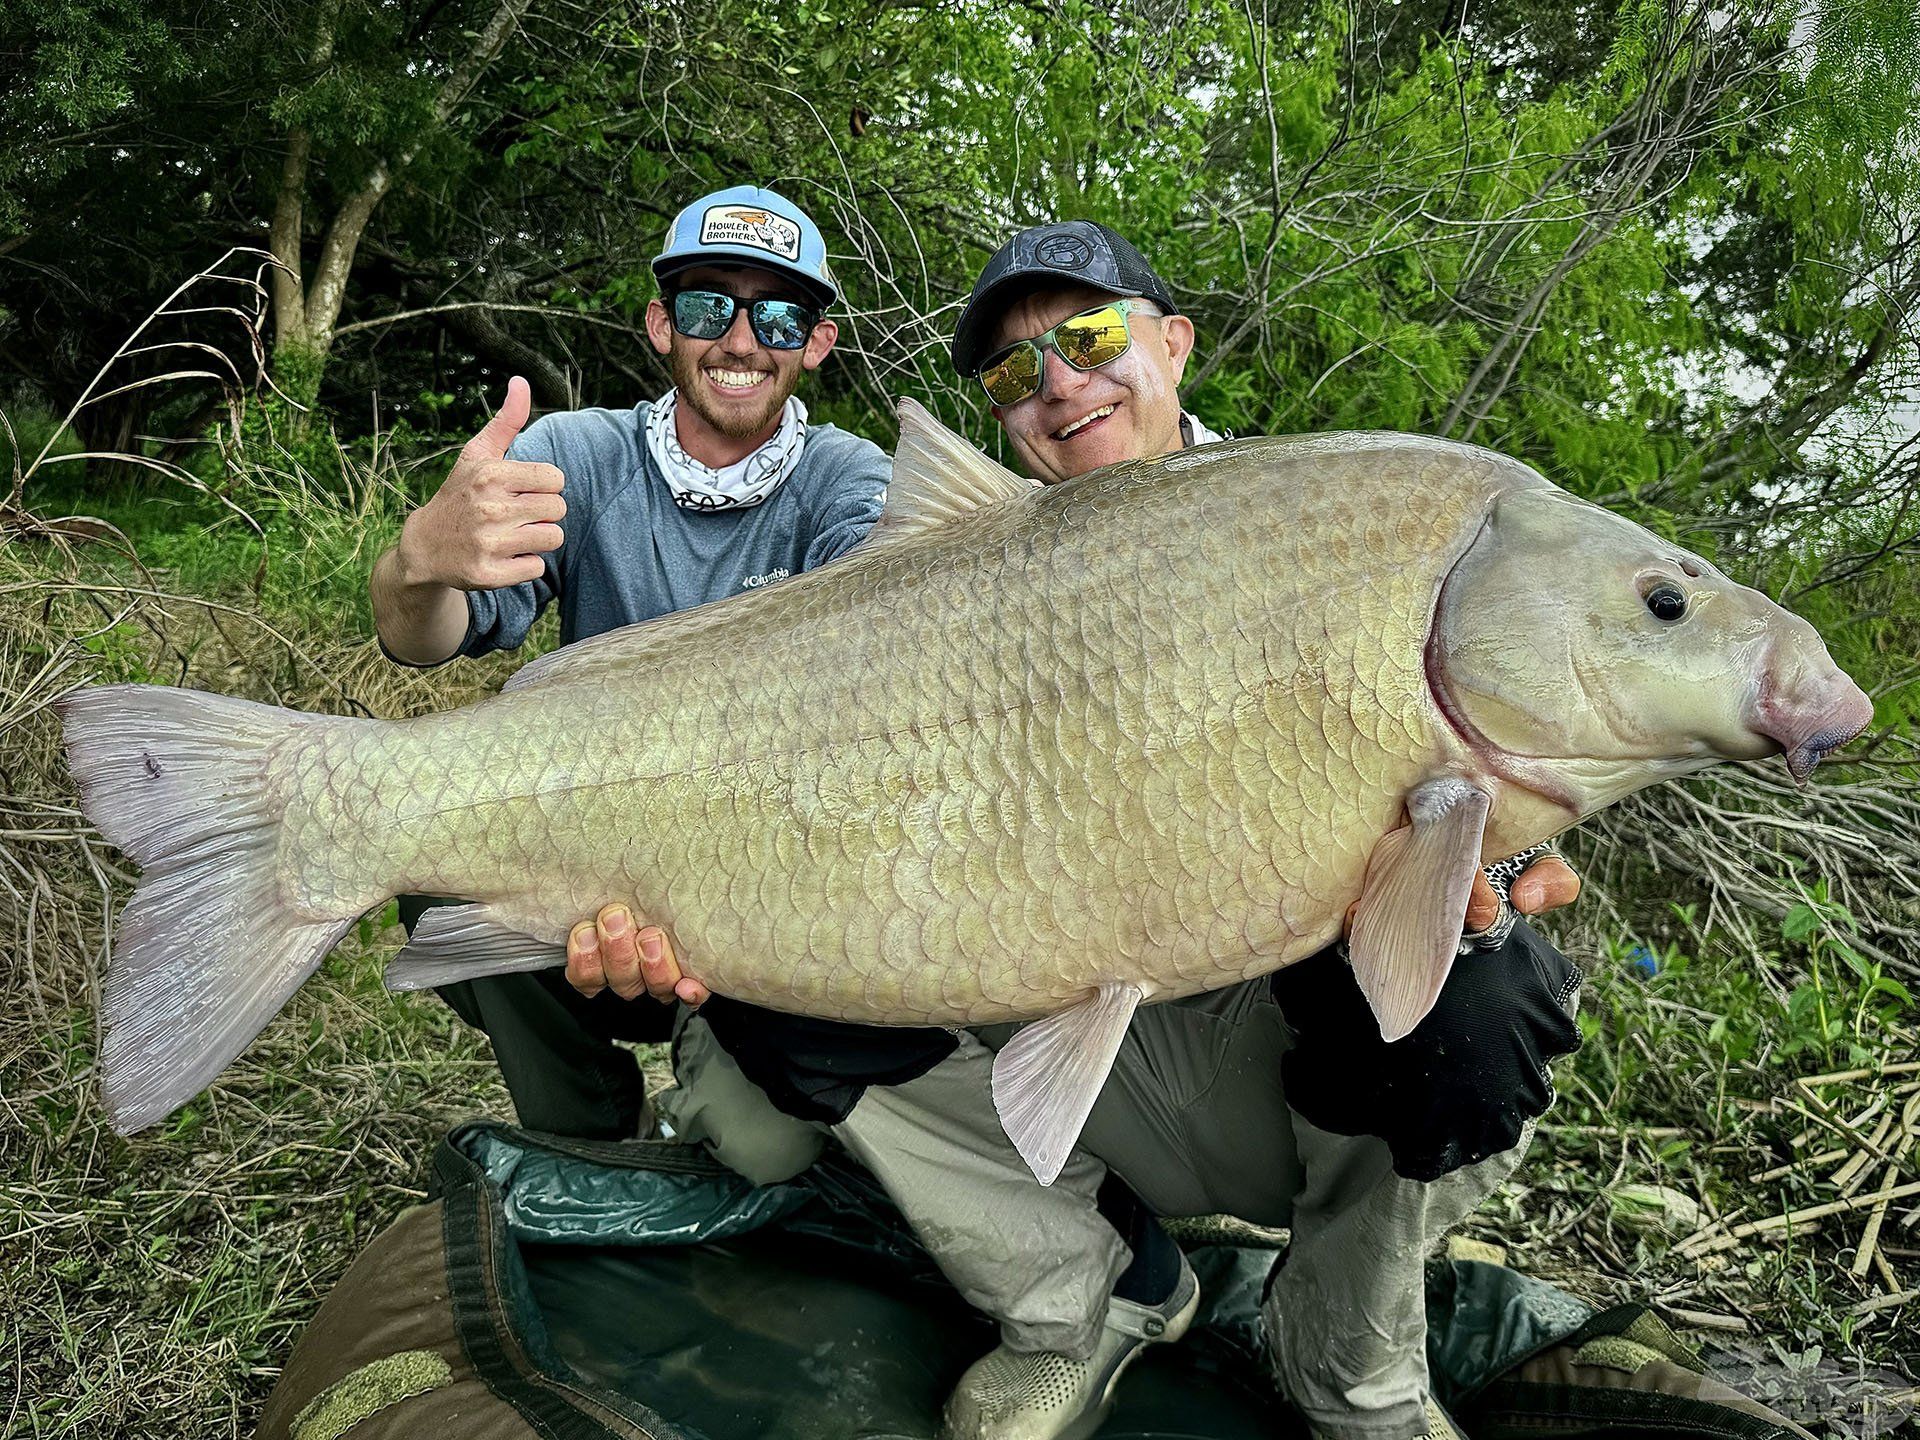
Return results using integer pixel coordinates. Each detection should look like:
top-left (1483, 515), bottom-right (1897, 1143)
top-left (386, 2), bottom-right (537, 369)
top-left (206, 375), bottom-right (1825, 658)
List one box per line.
top-left (1465, 852), bottom-right (1581, 933)
top-left (565, 904), bottom-right (709, 1006)
top-left (1341, 847), bottom-right (1582, 937)
top-left (394, 375), bottom-right (567, 590)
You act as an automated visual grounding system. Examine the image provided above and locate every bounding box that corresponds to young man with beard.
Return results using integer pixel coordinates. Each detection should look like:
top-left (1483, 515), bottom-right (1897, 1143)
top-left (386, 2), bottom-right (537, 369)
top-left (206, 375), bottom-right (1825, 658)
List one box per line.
top-left (369, 185), bottom-right (886, 1144)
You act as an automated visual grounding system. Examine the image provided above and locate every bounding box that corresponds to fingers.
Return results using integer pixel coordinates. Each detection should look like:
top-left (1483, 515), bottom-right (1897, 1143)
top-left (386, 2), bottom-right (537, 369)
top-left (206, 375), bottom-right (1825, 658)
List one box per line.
top-left (506, 462), bottom-right (566, 495)
top-left (568, 907), bottom-right (703, 1007)
top-left (514, 491), bottom-right (567, 524)
top-left (512, 522), bottom-right (566, 556)
top-left (491, 554), bottom-right (550, 586)
top-left (1511, 855), bottom-right (1582, 915)
top-left (629, 920), bottom-right (692, 1006)
top-left (566, 919), bottom-right (606, 997)
top-left (1465, 869), bottom-right (1501, 933)
top-left (464, 376), bottom-right (532, 461)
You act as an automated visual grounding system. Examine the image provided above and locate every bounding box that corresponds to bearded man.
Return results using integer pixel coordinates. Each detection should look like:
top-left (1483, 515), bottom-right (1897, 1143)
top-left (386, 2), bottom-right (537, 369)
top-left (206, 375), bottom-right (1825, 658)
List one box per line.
top-left (370, 185), bottom-right (886, 1140)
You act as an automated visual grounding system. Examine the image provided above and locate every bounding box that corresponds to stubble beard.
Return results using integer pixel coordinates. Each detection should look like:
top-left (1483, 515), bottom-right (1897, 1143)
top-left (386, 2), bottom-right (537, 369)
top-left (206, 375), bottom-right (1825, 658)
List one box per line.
top-left (670, 345), bottom-right (795, 441)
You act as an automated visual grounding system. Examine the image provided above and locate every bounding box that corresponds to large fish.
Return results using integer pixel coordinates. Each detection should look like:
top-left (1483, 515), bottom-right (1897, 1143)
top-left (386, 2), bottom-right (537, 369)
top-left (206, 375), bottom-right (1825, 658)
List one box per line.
top-left (58, 402), bottom-right (1872, 1180)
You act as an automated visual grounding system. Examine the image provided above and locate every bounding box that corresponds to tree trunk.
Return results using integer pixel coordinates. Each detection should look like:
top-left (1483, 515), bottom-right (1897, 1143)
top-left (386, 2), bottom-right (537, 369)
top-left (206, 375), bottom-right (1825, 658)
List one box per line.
top-left (269, 0), bottom-right (532, 404)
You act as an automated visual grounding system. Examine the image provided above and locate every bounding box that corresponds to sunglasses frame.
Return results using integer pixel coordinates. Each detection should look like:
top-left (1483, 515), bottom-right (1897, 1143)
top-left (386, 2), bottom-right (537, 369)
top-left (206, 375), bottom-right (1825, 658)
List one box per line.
top-left (975, 298), bottom-right (1152, 406)
top-left (667, 287), bottom-right (823, 351)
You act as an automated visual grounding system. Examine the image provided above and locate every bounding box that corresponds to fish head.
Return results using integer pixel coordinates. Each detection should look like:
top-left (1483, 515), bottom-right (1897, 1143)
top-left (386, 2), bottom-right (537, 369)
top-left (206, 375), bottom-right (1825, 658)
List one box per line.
top-left (1428, 485), bottom-right (1873, 815)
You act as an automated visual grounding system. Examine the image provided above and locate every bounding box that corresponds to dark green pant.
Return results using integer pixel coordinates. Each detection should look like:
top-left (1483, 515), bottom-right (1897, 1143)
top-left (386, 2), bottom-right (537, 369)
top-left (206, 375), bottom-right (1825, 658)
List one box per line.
top-left (400, 896), bottom-right (674, 1140)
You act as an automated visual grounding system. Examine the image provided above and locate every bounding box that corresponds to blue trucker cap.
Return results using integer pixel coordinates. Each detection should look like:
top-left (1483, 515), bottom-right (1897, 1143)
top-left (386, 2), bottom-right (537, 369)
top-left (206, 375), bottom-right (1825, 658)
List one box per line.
top-left (652, 185), bottom-right (838, 309)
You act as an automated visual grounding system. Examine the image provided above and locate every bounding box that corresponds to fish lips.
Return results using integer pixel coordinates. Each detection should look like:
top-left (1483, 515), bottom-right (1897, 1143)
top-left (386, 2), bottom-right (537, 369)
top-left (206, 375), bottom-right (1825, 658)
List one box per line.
top-left (1748, 674), bottom-right (1875, 783)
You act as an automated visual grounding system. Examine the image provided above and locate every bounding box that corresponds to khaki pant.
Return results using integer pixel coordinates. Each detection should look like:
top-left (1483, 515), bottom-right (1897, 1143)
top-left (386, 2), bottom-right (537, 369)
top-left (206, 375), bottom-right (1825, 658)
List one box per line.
top-left (664, 984), bottom-right (1527, 1440)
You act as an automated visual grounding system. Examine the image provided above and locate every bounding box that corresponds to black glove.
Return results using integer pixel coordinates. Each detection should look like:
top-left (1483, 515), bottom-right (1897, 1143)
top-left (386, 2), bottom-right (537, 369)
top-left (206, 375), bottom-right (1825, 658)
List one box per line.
top-left (1272, 921), bottom-right (1583, 1182)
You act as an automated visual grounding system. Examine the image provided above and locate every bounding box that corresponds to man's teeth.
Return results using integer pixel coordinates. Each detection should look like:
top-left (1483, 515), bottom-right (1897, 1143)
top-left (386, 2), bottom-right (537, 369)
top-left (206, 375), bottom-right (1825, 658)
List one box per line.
top-left (1055, 405), bottom-right (1115, 440)
top-left (708, 368), bottom-right (766, 390)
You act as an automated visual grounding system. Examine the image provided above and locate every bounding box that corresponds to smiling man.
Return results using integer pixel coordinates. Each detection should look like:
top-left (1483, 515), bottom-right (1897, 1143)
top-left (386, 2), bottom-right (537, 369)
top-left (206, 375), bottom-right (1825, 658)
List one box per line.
top-left (369, 184), bottom-right (887, 1141)
top-left (953, 229), bottom-right (1201, 483)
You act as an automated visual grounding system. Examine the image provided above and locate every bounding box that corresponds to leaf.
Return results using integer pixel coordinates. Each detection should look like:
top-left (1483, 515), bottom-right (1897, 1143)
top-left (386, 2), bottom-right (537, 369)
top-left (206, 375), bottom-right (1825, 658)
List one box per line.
top-left (1781, 903), bottom-right (1821, 942)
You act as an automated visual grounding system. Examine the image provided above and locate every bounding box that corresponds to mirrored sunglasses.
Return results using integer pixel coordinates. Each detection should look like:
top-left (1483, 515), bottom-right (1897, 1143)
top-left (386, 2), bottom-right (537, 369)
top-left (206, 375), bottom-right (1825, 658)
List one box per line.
top-left (670, 289), bottom-right (820, 351)
top-left (976, 299), bottom-right (1148, 407)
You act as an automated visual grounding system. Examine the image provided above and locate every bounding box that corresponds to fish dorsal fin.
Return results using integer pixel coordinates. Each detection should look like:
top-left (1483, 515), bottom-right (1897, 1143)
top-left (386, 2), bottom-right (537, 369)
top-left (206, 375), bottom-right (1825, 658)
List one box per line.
top-left (1347, 775), bottom-right (1493, 1042)
top-left (868, 398), bottom-right (1035, 544)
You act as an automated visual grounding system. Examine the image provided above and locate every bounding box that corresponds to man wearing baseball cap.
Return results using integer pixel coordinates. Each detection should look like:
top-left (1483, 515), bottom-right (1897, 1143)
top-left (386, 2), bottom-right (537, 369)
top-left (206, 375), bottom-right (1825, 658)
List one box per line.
top-left (917, 218), bottom-right (1582, 1440)
top-left (926, 222), bottom-right (1818, 1440)
top-left (370, 184), bottom-right (894, 1146)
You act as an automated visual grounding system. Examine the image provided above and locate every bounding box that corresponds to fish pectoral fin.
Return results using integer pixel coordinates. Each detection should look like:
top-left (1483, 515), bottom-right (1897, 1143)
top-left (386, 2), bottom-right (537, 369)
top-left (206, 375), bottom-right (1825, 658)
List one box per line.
top-left (989, 982), bottom-right (1142, 1187)
top-left (1347, 776), bottom-right (1493, 1043)
top-left (384, 903), bottom-right (568, 991)
top-left (866, 398), bottom-right (1037, 545)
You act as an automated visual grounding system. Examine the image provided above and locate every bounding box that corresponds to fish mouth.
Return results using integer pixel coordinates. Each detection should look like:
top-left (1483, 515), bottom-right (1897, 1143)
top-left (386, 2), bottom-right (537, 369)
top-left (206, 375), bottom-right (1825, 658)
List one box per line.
top-left (1748, 672), bottom-right (1874, 783)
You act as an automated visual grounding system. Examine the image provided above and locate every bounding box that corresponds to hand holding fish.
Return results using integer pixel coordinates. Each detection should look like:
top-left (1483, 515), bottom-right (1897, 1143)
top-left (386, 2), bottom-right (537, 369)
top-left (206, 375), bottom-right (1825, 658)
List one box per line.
top-left (1342, 842), bottom-right (1581, 938)
top-left (567, 904), bottom-right (708, 1007)
top-left (394, 375), bottom-right (568, 591)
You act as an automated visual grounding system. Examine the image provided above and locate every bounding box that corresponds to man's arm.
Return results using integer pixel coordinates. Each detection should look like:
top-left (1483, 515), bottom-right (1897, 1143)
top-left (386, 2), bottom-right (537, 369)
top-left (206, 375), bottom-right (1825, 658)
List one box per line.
top-left (370, 546), bottom-right (475, 666)
top-left (801, 436), bottom-right (889, 567)
top-left (370, 376), bottom-right (568, 666)
top-left (1274, 851), bottom-right (1585, 1182)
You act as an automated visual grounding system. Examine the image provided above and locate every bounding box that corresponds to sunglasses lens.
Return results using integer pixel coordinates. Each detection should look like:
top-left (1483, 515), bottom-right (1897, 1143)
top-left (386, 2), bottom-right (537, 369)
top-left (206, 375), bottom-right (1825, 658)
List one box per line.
top-left (980, 343), bottom-right (1042, 405)
top-left (1056, 306), bottom-right (1131, 371)
top-left (751, 300), bottom-right (815, 350)
top-left (672, 291), bottom-right (736, 341)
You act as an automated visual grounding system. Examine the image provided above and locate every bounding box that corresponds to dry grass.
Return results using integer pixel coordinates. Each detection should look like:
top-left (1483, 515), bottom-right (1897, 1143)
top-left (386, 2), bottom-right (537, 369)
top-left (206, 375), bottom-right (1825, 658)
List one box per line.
top-left (0, 506), bottom-right (534, 1435)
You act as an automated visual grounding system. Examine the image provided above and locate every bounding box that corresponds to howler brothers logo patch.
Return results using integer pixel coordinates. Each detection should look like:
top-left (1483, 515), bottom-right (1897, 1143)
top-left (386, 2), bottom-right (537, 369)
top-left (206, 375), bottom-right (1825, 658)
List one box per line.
top-left (699, 205), bottom-right (803, 261)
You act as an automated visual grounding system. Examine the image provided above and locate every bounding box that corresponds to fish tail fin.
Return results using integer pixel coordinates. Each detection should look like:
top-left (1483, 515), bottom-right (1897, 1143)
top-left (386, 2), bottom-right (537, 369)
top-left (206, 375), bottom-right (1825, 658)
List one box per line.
top-left (56, 684), bottom-right (363, 1134)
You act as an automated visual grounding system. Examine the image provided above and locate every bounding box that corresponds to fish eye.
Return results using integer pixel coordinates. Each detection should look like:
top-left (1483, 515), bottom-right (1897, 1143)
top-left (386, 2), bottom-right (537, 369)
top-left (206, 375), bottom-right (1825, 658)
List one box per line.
top-left (1645, 584), bottom-right (1688, 622)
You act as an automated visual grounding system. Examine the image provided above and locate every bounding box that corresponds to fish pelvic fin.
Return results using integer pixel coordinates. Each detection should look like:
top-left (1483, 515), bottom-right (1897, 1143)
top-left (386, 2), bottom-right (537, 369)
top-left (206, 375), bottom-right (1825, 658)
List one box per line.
top-left (384, 903), bottom-right (567, 990)
top-left (990, 981), bottom-right (1142, 1185)
top-left (866, 398), bottom-right (1036, 545)
top-left (55, 684), bottom-right (366, 1134)
top-left (1347, 776), bottom-right (1493, 1043)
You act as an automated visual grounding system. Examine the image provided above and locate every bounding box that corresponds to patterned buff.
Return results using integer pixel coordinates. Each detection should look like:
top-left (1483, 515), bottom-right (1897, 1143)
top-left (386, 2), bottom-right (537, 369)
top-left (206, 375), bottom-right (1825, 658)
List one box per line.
top-left (646, 389), bottom-right (810, 512)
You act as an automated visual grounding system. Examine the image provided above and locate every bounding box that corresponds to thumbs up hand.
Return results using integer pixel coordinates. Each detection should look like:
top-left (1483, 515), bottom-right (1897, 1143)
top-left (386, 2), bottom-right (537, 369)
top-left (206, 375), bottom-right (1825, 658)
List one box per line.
top-left (396, 376), bottom-right (568, 590)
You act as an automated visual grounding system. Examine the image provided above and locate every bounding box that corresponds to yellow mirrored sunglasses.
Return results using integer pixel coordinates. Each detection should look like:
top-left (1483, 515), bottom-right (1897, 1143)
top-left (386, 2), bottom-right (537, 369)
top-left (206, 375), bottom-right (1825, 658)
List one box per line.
top-left (975, 300), bottom-right (1150, 407)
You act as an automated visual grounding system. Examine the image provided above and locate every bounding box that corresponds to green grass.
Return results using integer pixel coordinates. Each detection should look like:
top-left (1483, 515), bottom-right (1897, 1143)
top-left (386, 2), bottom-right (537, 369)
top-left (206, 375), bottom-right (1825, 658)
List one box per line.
top-left (1477, 890), bottom-right (1920, 1396)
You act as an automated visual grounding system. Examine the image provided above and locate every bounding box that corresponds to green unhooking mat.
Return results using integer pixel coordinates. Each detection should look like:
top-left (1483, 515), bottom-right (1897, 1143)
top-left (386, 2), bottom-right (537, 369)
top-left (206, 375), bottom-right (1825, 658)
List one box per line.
top-left (253, 1122), bottom-right (1608, 1440)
